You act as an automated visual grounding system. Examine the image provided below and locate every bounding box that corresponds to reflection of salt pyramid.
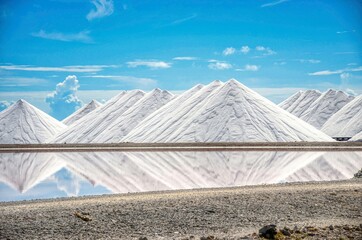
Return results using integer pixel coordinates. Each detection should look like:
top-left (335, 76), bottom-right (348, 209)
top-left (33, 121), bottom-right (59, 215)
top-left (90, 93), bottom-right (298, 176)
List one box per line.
top-left (285, 152), bottom-right (362, 182)
top-left (0, 152), bottom-right (65, 193)
top-left (0, 99), bottom-right (66, 143)
top-left (2, 151), bottom-right (361, 195)
top-left (57, 151), bottom-right (340, 194)
top-left (125, 80), bottom-right (333, 142)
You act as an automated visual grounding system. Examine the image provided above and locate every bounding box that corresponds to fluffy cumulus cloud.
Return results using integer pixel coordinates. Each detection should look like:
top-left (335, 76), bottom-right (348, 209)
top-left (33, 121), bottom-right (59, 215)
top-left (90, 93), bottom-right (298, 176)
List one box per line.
top-left (208, 60), bottom-right (232, 70)
top-left (340, 72), bottom-right (350, 80)
top-left (0, 100), bottom-right (14, 112)
top-left (244, 64), bottom-right (260, 71)
top-left (87, 0), bottom-right (114, 21)
top-left (222, 47), bottom-right (236, 56)
top-left (240, 46), bottom-right (250, 54)
top-left (53, 170), bottom-right (81, 197)
top-left (45, 75), bottom-right (83, 120)
top-left (256, 46), bottom-right (276, 56)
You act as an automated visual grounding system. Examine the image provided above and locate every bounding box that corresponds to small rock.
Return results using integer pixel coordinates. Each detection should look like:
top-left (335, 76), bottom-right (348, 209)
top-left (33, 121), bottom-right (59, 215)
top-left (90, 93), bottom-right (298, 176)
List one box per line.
top-left (280, 227), bottom-right (291, 236)
top-left (138, 237), bottom-right (148, 240)
top-left (306, 226), bottom-right (318, 232)
top-left (259, 225), bottom-right (277, 239)
top-left (200, 236), bottom-right (215, 240)
top-left (329, 225), bottom-right (334, 230)
top-left (343, 225), bottom-right (350, 231)
top-left (353, 168), bottom-right (362, 178)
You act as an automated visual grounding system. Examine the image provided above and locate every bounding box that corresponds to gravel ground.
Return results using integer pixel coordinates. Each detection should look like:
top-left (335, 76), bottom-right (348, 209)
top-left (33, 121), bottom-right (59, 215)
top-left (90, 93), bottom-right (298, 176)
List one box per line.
top-left (0, 180), bottom-right (361, 239)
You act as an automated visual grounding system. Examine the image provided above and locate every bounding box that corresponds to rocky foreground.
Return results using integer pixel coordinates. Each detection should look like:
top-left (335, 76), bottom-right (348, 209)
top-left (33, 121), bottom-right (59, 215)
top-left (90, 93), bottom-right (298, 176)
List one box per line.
top-left (0, 180), bottom-right (361, 239)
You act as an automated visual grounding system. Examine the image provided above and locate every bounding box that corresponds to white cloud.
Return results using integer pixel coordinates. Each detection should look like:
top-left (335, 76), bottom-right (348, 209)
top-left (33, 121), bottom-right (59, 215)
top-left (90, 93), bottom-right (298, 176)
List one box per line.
top-left (309, 70), bottom-right (342, 76)
top-left (0, 77), bottom-right (47, 86)
top-left (236, 64), bottom-right (260, 72)
top-left (256, 46), bottom-right (276, 56)
top-left (32, 30), bottom-right (93, 43)
top-left (245, 64), bottom-right (260, 71)
top-left (173, 57), bottom-right (198, 61)
top-left (208, 61), bottom-right (232, 70)
top-left (336, 30), bottom-right (356, 34)
top-left (86, 75), bottom-right (157, 88)
top-left (127, 60), bottom-right (171, 69)
top-left (309, 66), bottom-right (362, 76)
top-left (54, 170), bottom-right (81, 197)
top-left (0, 64), bottom-right (115, 73)
top-left (87, 0), bottom-right (114, 21)
top-left (340, 72), bottom-right (350, 80)
top-left (222, 47), bottom-right (236, 56)
top-left (240, 46), bottom-right (250, 54)
top-left (45, 75), bottom-right (83, 120)
top-left (274, 61), bottom-right (287, 65)
top-left (0, 100), bottom-right (14, 112)
top-left (261, 0), bottom-right (289, 8)
top-left (170, 14), bottom-right (197, 25)
top-left (334, 52), bottom-right (358, 55)
top-left (345, 88), bottom-right (357, 96)
top-left (299, 59), bottom-right (320, 64)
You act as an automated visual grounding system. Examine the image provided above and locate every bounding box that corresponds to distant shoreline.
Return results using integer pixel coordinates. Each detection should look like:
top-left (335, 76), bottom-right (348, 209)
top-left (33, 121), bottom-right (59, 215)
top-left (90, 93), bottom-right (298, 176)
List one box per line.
top-left (0, 142), bottom-right (362, 152)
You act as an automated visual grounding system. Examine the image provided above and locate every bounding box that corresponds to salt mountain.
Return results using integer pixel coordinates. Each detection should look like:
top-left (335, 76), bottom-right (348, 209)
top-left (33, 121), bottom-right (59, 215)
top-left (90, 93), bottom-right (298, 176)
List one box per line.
top-left (282, 89), bottom-right (354, 129)
top-left (62, 99), bottom-right (102, 126)
top-left (0, 99), bottom-right (66, 144)
top-left (321, 94), bottom-right (362, 137)
top-left (278, 90), bottom-right (321, 118)
top-left (123, 79), bottom-right (333, 142)
top-left (52, 89), bottom-right (173, 143)
top-left (350, 131), bottom-right (362, 142)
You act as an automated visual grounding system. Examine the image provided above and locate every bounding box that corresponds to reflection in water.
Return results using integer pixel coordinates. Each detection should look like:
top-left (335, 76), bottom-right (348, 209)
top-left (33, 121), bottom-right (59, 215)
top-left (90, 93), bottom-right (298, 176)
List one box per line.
top-left (0, 151), bottom-right (361, 201)
top-left (0, 152), bottom-right (65, 193)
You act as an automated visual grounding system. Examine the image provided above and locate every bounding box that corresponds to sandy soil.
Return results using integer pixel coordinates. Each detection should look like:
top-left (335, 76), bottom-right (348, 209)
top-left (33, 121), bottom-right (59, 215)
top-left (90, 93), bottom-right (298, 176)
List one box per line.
top-left (0, 180), bottom-right (361, 239)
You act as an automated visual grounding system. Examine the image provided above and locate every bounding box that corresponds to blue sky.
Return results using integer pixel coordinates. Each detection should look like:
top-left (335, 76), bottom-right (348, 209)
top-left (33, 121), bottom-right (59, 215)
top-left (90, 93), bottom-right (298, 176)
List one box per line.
top-left (0, 0), bottom-right (361, 119)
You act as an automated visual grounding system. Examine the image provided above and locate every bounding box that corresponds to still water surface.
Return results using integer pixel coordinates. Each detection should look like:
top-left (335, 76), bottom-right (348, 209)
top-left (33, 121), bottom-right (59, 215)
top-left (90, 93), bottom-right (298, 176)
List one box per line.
top-left (0, 151), bottom-right (361, 201)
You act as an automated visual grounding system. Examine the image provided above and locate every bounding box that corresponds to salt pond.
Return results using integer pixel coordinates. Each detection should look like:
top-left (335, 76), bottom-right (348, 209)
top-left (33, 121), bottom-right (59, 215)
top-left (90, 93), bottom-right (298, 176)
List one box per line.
top-left (0, 151), bottom-right (361, 201)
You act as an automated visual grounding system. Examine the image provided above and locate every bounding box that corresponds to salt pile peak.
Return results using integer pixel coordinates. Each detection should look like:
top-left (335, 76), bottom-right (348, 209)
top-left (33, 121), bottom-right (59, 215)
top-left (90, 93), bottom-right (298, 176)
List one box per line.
top-left (123, 80), bottom-right (223, 142)
top-left (321, 95), bottom-right (362, 138)
top-left (91, 88), bottom-right (174, 143)
top-left (279, 90), bottom-right (322, 118)
top-left (124, 79), bottom-right (334, 142)
top-left (62, 99), bottom-right (102, 126)
top-left (298, 89), bottom-right (354, 129)
top-left (0, 99), bottom-right (66, 144)
top-left (52, 90), bottom-right (145, 143)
